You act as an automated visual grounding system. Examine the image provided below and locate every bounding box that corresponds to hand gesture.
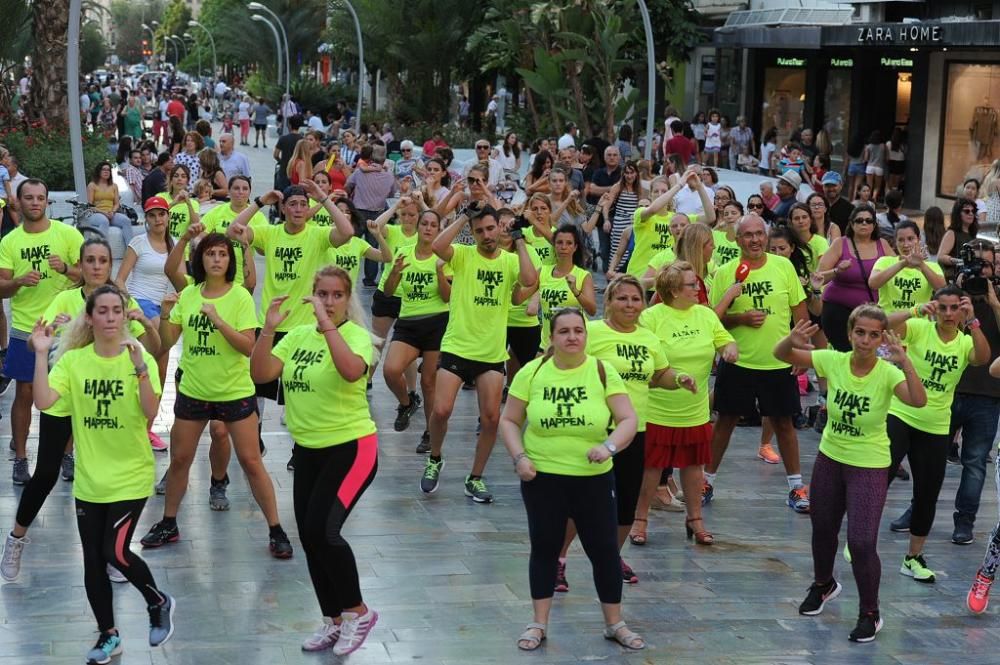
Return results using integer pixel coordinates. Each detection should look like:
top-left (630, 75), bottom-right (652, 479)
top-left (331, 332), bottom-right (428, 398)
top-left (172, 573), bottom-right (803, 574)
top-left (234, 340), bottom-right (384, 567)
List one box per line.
top-left (605, 269), bottom-right (619, 281)
top-left (390, 253), bottom-right (408, 275)
top-left (263, 295), bottom-right (290, 332)
top-left (126, 308), bottom-right (150, 328)
top-left (199, 302), bottom-right (220, 325)
top-left (918, 301), bottom-right (938, 319)
top-left (586, 444), bottom-right (612, 464)
top-left (564, 273), bottom-right (577, 293)
top-left (46, 255), bottom-right (67, 275)
top-left (29, 318), bottom-right (55, 354)
top-left (301, 295), bottom-right (330, 326)
top-left (399, 178), bottom-right (412, 194)
top-left (366, 219), bottom-right (383, 237)
top-left (514, 456), bottom-right (536, 482)
top-left (677, 374), bottom-right (697, 394)
top-left (788, 318), bottom-right (820, 348)
top-left (51, 313), bottom-right (71, 327)
top-left (725, 282), bottom-right (744, 299)
top-left (882, 329), bottom-right (907, 365)
top-left (959, 295), bottom-right (975, 322)
top-left (121, 339), bottom-right (145, 368)
top-left (720, 342), bottom-right (739, 364)
top-left (173, 189), bottom-right (189, 204)
top-left (836, 259), bottom-right (851, 273)
top-left (301, 179), bottom-right (323, 200)
top-left (602, 220), bottom-right (612, 234)
top-left (568, 189), bottom-right (580, 200)
top-left (160, 292), bottom-right (178, 317)
top-left (988, 279), bottom-right (1000, 309)
top-left (903, 249), bottom-right (924, 267)
top-left (16, 271), bottom-right (42, 288)
top-left (260, 189), bottom-right (283, 206)
top-left (743, 309), bottom-right (767, 328)
top-left (598, 192), bottom-right (613, 211)
top-left (809, 272), bottom-right (825, 291)
top-left (183, 221), bottom-right (205, 241)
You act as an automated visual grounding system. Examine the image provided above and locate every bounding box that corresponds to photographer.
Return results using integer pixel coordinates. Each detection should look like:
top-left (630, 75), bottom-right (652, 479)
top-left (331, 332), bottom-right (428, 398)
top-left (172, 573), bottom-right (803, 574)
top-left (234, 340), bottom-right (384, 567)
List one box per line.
top-left (889, 239), bottom-right (1000, 545)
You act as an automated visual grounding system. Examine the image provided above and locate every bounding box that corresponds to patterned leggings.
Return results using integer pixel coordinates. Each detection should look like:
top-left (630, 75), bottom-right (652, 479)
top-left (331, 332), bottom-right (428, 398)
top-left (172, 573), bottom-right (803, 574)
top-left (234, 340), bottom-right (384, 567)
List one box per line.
top-left (978, 462), bottom-right (1000, 578)
top-left (810, 452), bottom-right (888, 614)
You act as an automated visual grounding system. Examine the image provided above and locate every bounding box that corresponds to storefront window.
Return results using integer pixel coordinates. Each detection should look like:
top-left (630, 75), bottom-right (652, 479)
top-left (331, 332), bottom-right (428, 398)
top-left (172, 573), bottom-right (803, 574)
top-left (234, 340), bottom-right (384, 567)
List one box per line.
top-left (939, 62), bottom-right (1000, 197)
top-left (761, 66), bottom-right (806, 150)
top-left (824, 68), bottom-right (852, 173)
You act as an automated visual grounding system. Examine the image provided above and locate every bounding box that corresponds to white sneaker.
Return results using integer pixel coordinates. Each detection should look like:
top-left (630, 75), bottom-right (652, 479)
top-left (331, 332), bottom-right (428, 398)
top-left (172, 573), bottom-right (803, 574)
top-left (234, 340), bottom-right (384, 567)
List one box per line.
top-left (333, 608), bottom-right (378, 656)
top-left (107, 563), bottom-right (128, 583)
top-left (301, 617), bottom-right (340, 652)
top-left (1, 531), bottom-right (29, 582)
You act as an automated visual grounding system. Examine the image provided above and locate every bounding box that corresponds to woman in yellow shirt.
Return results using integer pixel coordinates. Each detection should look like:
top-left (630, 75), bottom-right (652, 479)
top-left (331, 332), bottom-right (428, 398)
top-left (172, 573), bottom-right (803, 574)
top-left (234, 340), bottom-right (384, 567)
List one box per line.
top-left (251, 265), bottom-right (380, 656)
top-left (85, 161), bottom-right (134, 244)
top-left (29, 285), bottom-right (175, 663)
top-left (140, 234), bottom-right (292, 558)
top-left (500, 308), bottom-right (643, 652)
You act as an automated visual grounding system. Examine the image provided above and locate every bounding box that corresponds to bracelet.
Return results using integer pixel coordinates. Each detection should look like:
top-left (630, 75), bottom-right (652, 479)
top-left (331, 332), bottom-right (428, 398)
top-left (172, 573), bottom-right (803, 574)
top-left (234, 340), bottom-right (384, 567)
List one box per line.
top-left (254, 196), bottom-right (265, 208)
top-left (319, 194), bottom-right (330, 205)
top-left (967, 318), bottom-right (982, 331)
top-left (133, 363), bottom-right (148, 376)
top-left (911, 305), bottom-right (922, 319)
top-left (135, 370), bottom-right (150, 381)
top-left (674, 372), bottom-right (690, 388)
top-left (319, 327), bottom-right (336, 334)
top-left (259, 330), bottom-right (275, 337)
top-left (512, 452), bottom-right (528, 466)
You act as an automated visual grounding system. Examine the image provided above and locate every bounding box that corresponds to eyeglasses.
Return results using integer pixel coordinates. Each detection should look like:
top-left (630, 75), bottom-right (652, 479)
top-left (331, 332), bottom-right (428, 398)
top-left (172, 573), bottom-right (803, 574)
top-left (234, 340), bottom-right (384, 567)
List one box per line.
top-left (682, 282), bottom-right (699, 289)
top-left (852, 217), bottom-right (875, 225)
top-left (401, 149), bottom-right (412, 153)
top-left (809, 202), bottom-right (826, 208)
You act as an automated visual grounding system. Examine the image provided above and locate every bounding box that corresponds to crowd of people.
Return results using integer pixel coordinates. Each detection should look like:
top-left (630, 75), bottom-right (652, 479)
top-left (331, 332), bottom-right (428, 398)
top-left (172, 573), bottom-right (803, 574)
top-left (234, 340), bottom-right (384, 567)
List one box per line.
top-left (4, 78), bottom-right (1000, 659)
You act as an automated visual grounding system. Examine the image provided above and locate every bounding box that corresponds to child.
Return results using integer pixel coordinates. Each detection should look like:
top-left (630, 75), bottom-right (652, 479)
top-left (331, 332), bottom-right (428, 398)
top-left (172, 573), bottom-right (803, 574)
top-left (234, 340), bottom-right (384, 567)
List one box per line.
top-left (778, 144), bottom-right (811, 181)
top-left (737, 145), bottom-right (760, 173)
top-left (194, 179), bottom-right (219, 213)
top-left (703, 110), bottom-right (722, 167)
top-left (810, 154), bottom-right (830, 194)
top-left (221, 112), bottom-right (234, 135)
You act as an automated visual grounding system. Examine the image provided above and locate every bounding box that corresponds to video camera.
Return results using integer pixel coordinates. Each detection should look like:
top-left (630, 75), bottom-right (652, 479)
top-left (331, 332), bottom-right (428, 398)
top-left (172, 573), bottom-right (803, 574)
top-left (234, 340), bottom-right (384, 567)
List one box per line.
top-left (954, 242), bottom-right (1000, 296)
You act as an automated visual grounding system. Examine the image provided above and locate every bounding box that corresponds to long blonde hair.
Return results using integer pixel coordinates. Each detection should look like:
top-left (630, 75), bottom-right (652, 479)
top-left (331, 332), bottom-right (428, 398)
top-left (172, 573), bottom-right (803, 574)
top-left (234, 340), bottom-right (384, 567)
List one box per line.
top-left (547, 167), bottom-right (584, 218)
top-left (54, 285), bottom-right (137, 362)
top-left (676, 223), bottom-right (712, 278)
top-left (312, 265), bottom-right (382, 347)
top-left (983, 159), bottom-right (1000, 198)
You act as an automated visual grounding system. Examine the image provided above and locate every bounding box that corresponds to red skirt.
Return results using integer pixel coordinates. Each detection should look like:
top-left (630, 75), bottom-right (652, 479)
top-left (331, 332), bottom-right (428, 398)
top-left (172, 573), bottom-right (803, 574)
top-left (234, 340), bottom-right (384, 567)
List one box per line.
top-left (644, 422), bottom-right (713, 469)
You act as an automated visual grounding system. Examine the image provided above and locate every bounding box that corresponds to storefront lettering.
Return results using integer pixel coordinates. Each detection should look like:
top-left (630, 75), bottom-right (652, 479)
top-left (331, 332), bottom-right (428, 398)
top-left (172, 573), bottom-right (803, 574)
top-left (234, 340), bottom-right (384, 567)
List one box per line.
top-left (880, 57), bottom-right (914, 68)
top-left (776, 57), bottom-right (806, 67)
top-left (831, 58), bottom-right (853, 68)
top-left (857, 24), bottom-right (942, 44)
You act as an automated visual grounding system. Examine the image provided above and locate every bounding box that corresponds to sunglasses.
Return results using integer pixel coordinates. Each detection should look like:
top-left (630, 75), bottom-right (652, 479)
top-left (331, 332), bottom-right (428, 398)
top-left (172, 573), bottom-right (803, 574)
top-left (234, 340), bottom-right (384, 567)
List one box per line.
top-left (468, 177), bottom-right (485, 185)
top-left (747, 203), bottom-right (764, 210)
top-left (476, 145), bottom-right (489, 150)
top-left (852, 217), bottom-right (875, 225)
top-left (962, 208), bottom-right (976, 214)
top-left (402, 149), bottom-right (412, 153)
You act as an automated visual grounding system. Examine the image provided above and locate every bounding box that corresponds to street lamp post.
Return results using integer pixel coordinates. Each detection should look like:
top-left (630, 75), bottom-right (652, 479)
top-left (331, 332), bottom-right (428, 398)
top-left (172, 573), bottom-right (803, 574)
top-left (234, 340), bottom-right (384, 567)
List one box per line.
top-left (188, 20), bottom-right (218, 79)
top-left (69, 0), bottom-right (87, 199)
top-left (251, 14), bottom-right (288, 133)
top-left (339, 0), bottom-right (365, 134)
top-left (248, 2), bottom-right (291, 133)
top-left (183, 33), bottom-right (200, 78)
top-left (141, 23), bottom-right (156, 64)
top-left (636, 0), bottom-right (656, 161)
top-left (170, 36), bottom-right (187, 62)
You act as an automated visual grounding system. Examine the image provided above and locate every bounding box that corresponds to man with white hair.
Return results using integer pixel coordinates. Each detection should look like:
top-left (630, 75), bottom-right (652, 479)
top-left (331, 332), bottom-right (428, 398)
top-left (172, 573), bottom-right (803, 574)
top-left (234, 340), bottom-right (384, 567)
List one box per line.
top-left (218, 133), bottom-right (251, 180)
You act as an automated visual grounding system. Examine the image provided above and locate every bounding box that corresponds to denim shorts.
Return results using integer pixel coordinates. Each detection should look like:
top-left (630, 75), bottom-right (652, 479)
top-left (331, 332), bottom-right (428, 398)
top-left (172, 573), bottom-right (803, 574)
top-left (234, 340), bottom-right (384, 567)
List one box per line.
top-left (3, 336), bottom-right (34, 383)
top-left (136, 298), bottom-right (161, 320)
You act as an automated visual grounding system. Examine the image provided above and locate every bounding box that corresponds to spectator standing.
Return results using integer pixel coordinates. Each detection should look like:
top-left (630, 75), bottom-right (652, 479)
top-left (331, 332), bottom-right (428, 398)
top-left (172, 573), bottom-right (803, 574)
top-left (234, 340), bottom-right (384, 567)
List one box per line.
top-left (346, 145), bottom-right (398, 286)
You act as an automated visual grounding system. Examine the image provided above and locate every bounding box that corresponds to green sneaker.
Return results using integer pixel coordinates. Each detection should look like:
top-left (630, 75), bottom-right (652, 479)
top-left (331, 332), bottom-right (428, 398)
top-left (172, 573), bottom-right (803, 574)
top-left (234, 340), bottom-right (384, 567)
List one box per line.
top-left (464, 475), bottom-right (493, 503)
top-left (420, 458), bottom-right (444, 493)
top-left (901, 553), bottom-right (936, 583)
top-left (843, 542), bottom-right (852, 564)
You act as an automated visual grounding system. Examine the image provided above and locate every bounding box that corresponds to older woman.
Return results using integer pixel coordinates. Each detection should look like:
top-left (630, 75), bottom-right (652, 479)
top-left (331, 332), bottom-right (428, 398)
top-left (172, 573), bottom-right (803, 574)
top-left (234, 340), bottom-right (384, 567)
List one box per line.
top-left (500, 307), bottom-right (644, 652)
top-left (173, 131), bottom-right (204, 188)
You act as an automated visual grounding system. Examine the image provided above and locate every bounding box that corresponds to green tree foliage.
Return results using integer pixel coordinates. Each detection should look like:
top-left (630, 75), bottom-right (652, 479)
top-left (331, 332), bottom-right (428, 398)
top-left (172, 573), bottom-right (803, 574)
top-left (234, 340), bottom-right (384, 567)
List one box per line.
top-left (81, 22), bottom-right (108, 74)
top-left (155, 0), bottom-right (192, 63)
top-left (110, 0), bottom-right (166, 65)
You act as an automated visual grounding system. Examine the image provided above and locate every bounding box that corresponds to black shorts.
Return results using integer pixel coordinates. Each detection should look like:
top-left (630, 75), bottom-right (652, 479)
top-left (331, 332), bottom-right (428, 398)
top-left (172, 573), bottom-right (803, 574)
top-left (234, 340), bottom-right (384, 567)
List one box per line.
top-left (174, 390), bottom-right (257, 423)
top-left (438, 351), bottom-right (505, 385)
top-left (888, 159), bottom-right (905, 176)
top-left (392, 313), bottom-right (449, 352)
top-left (714, 360), bottom-right (800, 418)
top-left (371, 289), bottom-right (401, 319)
top-left (506, 325), bottom-right (541, 367)
top-left (253, 123), bottom-right (266, 130)
top-left (253, 329), bottom-right (287, 403)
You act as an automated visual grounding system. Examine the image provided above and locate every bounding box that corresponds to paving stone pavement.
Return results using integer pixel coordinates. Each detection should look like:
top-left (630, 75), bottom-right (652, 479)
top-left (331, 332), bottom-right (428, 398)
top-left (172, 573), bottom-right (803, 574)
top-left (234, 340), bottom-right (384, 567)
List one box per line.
top-left (0, 127), bottom-right (997, 663)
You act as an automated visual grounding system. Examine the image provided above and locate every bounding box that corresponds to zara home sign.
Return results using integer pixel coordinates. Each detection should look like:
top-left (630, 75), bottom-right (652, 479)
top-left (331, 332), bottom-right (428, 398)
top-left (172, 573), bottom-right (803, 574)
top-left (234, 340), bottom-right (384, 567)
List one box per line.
top-left (857, 24), bottom-right (943, 44)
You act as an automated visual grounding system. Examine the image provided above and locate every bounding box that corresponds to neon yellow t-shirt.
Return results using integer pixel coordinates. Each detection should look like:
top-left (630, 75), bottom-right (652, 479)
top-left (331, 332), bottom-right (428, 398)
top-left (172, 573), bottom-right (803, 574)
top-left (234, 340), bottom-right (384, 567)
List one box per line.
top-left (48, 345), bottom-right (161, 502)
top-left (507, 244), bottom-right (542, 328)
top-left (812, 349), bottom-right (904, 468)
top-left (390, 245), bottom-right (450, 319)
top-left (640, 303), bottom-right (734, 427)
top-left (0, 222), bottom-right (83, 332)
top-left (709, 254), bottom-right (805, 370)
top-left (804, 233), bottom-right (829, 274)
top-left (586, 320), bottom-right (668, 432)
top-left (441, 244), bottom-right (522, 362)
top-left (251, 224), bottom-right (333, 331)
top-left (377, 224), bottom-right (418, 291)
top-left (307, 198), bottom-right (333, 227)
top-left (168, 283), bottom-right (258, 401)
top-left (272, 322), bottom-right (376, 447)
top-left (872, 256), bottom-right (944, 313)
top-left (44, 288), bottom-right (146, 338)
top-left (538, 264), bottom-right (590, 349)
top-left (200, 203), bottom-right (268, 288)
top-left (524, 227), bottom-right (554, 266)
top-left (889, 318), bottom-right (972, 434)
top-left (508, 355), bottom-right (627, 476)
top-left (712, 229), bottom-right (740, 267)
top-left (158, 192), bottom-right (201, 239)
top-left (647, 247), bottom-right (676, 274)
top-left (326, 236), bottom-right (370, 287)
top-left (630, 208), bottom-right (674, 279)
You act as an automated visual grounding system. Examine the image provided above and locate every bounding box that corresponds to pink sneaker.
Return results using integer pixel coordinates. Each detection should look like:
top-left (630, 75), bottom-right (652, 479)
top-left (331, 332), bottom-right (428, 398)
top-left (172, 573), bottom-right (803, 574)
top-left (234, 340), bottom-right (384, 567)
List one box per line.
top-left (148, 430), bottom-right (168, 451)
top-left (333, 608), bottom-right (378, 656)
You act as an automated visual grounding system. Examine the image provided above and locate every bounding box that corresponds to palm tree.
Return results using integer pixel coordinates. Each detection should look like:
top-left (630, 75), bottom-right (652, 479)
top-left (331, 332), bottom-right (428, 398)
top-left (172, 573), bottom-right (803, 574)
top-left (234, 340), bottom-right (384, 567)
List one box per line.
top-left (25, 0), bottom-right (71, 125)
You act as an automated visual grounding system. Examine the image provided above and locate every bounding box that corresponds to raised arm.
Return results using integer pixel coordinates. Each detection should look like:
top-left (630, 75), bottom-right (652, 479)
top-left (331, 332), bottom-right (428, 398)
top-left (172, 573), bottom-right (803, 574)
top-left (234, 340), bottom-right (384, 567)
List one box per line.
top-left (432, 212), bottom-right (468, 263)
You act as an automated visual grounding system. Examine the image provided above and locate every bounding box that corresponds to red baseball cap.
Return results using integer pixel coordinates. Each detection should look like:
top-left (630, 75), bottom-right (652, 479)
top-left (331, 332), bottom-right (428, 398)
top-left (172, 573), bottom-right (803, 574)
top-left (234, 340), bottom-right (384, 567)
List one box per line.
top-left (143, 196), bottom-right (170, 212)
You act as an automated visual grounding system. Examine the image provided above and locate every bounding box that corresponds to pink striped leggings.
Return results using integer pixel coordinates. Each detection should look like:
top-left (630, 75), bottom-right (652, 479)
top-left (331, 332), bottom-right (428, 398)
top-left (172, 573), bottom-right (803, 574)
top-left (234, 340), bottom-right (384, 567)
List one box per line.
top-left (293, 434), bottom-right (378, 617)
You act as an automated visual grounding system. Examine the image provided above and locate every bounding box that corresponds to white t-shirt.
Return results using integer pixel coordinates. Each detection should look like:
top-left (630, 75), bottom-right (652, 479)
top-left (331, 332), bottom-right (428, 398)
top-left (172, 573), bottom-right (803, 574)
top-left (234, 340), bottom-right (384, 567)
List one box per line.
top-left (126, 233), bottom-right (173, 303)
top-left (307, 115), bottom-right (325, 132)
top-left (705, 123), bottom-right (722, 149)
top-left (674, 184), bottom-right (715, 215)
top-left (238, 101), bottom-right (250, 121)
top-left (159, 99), bottom-right (169, 121)
top-left (494, 145), bottom-right (517, 170)
top-left (760, 141), bottom-right (776, 171)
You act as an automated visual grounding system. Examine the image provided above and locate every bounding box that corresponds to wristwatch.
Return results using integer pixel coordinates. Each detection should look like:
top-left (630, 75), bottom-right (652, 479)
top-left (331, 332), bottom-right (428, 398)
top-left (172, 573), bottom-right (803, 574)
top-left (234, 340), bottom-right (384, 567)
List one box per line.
top-left (603, 441), bottom-right (617, 455)
top-left (967, 318), bottom-right (982, 331)
top-left (254, 196), bottom-right (265, 208)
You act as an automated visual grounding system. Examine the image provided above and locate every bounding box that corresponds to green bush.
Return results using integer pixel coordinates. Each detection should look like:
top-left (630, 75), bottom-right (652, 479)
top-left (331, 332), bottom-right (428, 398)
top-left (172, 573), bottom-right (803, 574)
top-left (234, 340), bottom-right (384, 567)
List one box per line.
top-left (245, 74), bottom-right (351, 122)
top-left (0, 122), bottom-right (110, 192)
top-left (362, 112), bottom-right (481, 149)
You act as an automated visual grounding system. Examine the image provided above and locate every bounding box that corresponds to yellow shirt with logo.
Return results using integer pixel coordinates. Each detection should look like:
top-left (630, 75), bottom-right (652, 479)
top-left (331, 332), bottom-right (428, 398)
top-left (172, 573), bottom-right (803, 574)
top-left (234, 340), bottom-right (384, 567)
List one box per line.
top-left (251, 224), bottom-right (334, 331)
top-left (0, 221), bottom-right (83, 332)
top-left (586, 320), bottom-right (668, 432)
top-left (200, 203), bottom-right (268, 288)
top-left (390, 245), bottom-right (451, 318)
top-left (157, 191), bottom-right (201, 239)
top-left (873, 256), bottom-right (944, 313)
top-left (630, 208), bottom-right (674, 279)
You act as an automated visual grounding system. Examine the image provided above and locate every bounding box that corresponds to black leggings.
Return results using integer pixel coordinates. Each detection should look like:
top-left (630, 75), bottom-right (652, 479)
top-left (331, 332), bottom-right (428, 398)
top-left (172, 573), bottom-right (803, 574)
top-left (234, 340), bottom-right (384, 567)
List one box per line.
top-left (820, 301), bottom-right (854, 352)
top-left (293, 435), bottom-right (378, 618)
top-left (506, 325), bottom-right (541, 368)
top-left (521, 470), bottom-right (621, 603)
top-left (887, 415), bottom-right (949, 538)
top-left (613, 432), bottom-right (645, 527)
top-left (15, 413), bottom-right (72, 527)
top-left (76, 498), bottom-right (163, 632)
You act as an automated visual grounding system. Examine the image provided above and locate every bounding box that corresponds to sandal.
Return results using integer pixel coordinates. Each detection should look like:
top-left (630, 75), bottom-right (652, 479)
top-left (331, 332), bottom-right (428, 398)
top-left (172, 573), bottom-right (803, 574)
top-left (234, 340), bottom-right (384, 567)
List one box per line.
top-left (628, 517), bottom-right (648, 545)
top-left (517, 622), bottom-right (547, 651)
top-left (603, 621), bottom-right (646, 650)
top-left (686, 517), bottom-right (714, 546)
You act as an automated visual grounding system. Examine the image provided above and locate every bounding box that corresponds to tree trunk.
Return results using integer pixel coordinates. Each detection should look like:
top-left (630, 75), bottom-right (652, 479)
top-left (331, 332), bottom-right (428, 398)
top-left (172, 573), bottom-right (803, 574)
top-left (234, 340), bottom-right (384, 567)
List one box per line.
top-left (566, 63), bottom-right (588, 132)
top-left (28, 0), bottom-right (70, 125)
top-left (524, 86), bottom-right (542, 136)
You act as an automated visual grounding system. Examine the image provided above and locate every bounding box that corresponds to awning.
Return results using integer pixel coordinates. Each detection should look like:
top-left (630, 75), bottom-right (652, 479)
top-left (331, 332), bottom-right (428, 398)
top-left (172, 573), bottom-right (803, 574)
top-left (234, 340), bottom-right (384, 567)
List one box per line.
top-left (713, 20), bottom-right (1000, 49)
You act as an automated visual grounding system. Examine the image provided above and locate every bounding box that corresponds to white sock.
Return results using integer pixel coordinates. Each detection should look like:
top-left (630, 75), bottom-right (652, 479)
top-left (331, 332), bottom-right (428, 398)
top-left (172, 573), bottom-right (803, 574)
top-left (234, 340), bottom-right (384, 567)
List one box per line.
top-left (704, 471), bottom-right (717, 486)
top-left (787, 474), bottom-right (803, 490)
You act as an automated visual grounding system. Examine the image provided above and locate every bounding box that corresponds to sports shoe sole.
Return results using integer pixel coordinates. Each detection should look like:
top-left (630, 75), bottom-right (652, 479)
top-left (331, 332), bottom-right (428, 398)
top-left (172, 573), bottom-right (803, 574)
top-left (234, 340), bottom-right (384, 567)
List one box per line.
top-left (150, 595), bottom-right (177, 647)
top-left (757, 449), bottom-right (780, 464)
top-left (333, 611), bottom-right (379, 656)
top-left (799, 581), bottom-right (842, 616)
top-left (900, 564), bottom-right (935, 584)
top-left (141, 533), bottom-right (179, 548)
top-left (889, 523), bottom-right (910, 533)
top-left (953, 534), bottom-right (975, 545)
top-left (464, 488), bottom-right (493, 503)
top-left (849, 617), bottom-right (883, 643)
